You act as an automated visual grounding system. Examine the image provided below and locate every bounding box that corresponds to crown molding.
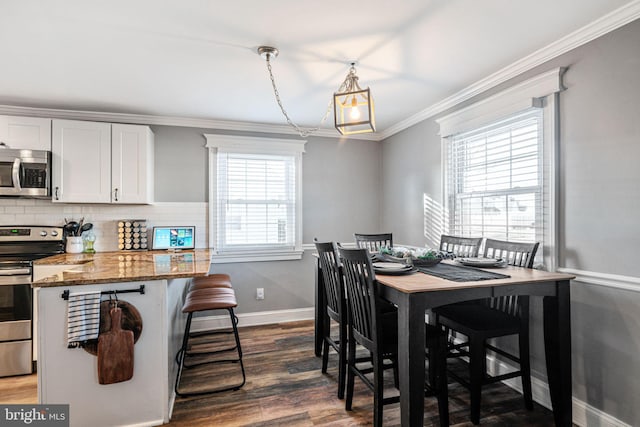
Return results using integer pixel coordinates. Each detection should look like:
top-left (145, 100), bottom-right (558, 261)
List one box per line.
top-left (0, 104), bottom-right (380, 141)
top-left (377, 0), bottom-right (640, 140)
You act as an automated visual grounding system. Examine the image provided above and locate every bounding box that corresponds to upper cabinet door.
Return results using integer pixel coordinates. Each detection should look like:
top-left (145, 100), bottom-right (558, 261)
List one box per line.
top-left (0, 115), bottom-right (51, 151)
top-left (52, 119), bottom-right (112, 203)
top-left (111, 124), bottom-right (154, 204)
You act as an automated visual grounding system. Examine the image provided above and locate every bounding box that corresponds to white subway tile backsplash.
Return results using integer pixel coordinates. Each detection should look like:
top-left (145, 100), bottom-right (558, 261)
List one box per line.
top-left (5, 206), bottom-right (25, 214)
top-left (0, 200), bottom-right (209, 252)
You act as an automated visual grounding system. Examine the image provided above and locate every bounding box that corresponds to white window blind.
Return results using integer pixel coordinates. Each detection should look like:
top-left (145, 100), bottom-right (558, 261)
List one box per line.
top-left (217, 152), bottom-right (296, 252)
top-left (446, 109), bottom-right (544, 246)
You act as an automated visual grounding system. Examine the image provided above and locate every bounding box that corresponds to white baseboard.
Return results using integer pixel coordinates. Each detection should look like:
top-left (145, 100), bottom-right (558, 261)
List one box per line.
top-left (190, 307), bottom-right (315, 332)
top-left (484, 353), bottom-right (631, 427)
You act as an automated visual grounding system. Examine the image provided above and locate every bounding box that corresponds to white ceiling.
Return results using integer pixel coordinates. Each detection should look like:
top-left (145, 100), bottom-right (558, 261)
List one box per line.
top-left (0, 0), bottom-right (637, 138)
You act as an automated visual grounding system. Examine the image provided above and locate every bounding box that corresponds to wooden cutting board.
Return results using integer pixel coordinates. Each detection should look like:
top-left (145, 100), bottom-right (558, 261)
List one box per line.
top-left (83, 301), bottom-right (143, 356)
top-left (97, 306), bottom-right (134, 385)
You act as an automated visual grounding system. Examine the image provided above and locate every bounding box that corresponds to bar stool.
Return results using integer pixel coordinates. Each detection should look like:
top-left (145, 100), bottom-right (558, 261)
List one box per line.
top-left (175, 286), bottom-right (246, 396)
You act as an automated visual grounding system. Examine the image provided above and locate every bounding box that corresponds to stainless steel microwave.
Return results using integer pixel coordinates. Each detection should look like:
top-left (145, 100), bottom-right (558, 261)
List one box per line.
top-left (0, 149), bottom-right (51, 197)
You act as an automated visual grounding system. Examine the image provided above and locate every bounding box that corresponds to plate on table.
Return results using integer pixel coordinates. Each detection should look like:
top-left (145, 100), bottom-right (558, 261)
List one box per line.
top-left (372, 262), bottom-right (415, 275)
top-left (457, 257), bottom-right (507, 268)
top-left (373, 262), bottom-right (410, 270)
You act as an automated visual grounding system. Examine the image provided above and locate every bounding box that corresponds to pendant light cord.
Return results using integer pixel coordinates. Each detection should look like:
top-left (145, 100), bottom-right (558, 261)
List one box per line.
top-left (265, 54), bottom-right (347, 138)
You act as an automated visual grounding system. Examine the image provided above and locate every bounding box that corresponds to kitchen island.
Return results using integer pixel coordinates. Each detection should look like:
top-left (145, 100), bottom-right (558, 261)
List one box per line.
top-left (32, 249), bottom-right (212, 427)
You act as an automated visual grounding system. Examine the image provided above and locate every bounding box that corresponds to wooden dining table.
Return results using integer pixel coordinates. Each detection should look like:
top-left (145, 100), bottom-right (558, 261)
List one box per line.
top-left (314, 260), bottom-right (575, 427)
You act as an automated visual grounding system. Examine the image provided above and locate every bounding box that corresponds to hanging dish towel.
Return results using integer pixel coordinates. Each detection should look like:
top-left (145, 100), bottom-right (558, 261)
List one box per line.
top-left (67, 291), bottom-right (102, 348)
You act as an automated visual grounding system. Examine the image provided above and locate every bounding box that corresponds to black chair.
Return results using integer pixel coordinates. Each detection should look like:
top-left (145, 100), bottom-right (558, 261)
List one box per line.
top-left (354, 233), bottom-right (393, 252)
top-left (439, 235), bottom-right (483, 257)
top-left (314, 240), bottom-right (348, 399)
top-left (434, 239), bottom-right (539, 424)
top-left (338, 247), bottom-right (449, 427)
top-left (436, 235), bottom-right (484, 353)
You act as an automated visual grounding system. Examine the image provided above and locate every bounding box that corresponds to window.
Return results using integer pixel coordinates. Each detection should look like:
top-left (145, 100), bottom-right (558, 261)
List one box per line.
top-left (437, 68), bottom-right (564, 270)
top-left (446, 109), bottom-right (543, 244)
top-left (205, 135), bottom-right (306, 263)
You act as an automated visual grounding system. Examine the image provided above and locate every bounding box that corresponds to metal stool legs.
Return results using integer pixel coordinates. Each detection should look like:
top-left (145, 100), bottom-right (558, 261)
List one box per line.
top-left (175, 307), bottom-right (246, 397)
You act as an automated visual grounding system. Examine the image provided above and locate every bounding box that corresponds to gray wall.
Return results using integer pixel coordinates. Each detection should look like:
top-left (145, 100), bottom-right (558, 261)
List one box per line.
top-left (380, 19), bottom-right (640, 426)
top-left (302, 136), bottom-right (382, 242)
top-left (381, 119), bottom-right (442, 248)
top-left (213, 134), bottom-right (382, 314)
top-left (152, 126), bottom-right (209, 202)
top-left (151, 127), bottom-right (382, 313)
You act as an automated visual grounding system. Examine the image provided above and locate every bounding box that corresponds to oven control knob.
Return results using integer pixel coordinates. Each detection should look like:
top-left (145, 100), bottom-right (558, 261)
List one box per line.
top-left (51, 230), bottom-right (59, 237)
top-left (40, 231), bottom-right (48, 237)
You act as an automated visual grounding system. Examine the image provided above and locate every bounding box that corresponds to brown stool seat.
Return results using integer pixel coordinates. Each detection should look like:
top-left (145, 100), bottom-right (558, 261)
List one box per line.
top-left (183, 289), bottom-right (238, 313)
top-left (189, 274), bottom-right (232, 291)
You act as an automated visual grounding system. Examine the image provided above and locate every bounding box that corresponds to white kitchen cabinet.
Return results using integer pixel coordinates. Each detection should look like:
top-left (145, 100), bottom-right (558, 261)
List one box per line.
top-left (52, 119), bottom-right (154, 204)
top-left (0, 115), bottom-right (51, 151)
top-left (111, 123), bottom-right (154, 204)
top-left (52, 119), bottom-right (112, 203)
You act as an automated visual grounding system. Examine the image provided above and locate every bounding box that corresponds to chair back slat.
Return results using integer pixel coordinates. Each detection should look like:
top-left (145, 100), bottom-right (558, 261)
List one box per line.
top-left (354, 233), bottom-right (393, 252)
top-left (483, 239), bottom-right (539, 268)
top-left (314, 241), bottom-right (345, 319)
top-left (483, 239), bottom-right (539, 317)
top-left (339, 247), bottom-right (379, 349)
top-left (439, 235), bottom-right (482, 257)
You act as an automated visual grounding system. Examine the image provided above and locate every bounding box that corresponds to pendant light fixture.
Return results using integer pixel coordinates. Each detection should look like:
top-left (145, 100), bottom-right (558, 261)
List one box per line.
top-left (258, 46), bottom-right (376, 137)
top-left (333, 63), bottom-right (375, 135)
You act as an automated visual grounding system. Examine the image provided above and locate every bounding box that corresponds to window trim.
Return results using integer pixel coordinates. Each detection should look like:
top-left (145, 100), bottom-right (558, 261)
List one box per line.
top-left (437, 68), bottom-right (565, 271)
top-left (205, 134), bottom-right (306, 263)
top-left (446, 109), bottom-right (544, 250)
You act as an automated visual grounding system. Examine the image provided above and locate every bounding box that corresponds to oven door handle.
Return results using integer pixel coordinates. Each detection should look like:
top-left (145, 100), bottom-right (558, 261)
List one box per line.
top-left (0, 268), bottom-right (31, 276)
top-left (12, 158), bottom-right (22, 192)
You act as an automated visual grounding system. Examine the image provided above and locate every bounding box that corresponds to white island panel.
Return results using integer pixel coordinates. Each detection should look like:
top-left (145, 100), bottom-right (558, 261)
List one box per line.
top-left (37, 279), bottom-right (188, 427)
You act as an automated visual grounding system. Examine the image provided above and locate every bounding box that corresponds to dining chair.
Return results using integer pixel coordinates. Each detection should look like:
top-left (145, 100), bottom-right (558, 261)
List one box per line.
top-left (338, 247), bottom-right (449, 427)
top-left (434, 239), bottom-right (539, 424)
top-left (436, 234), bottom-right (484, 350)
top-left (439, 234), bottom-right (483, 257)
top-left (314, 239), bottom-right (348, 399)
top-left (354, 233), bottom-right (393, 252)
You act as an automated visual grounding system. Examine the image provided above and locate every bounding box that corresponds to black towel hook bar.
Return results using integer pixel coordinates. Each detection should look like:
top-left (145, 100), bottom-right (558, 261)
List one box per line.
top-left (61, 284), bottom-right (146, 300)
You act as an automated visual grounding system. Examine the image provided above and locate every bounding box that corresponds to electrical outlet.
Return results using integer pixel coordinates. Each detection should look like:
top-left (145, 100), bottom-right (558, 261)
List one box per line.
top-left (256, 288), bottom-right (265, 300)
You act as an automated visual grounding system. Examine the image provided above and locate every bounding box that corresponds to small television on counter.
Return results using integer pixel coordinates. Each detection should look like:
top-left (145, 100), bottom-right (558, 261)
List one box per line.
top-left (151, 226), bottom-right (195, 251)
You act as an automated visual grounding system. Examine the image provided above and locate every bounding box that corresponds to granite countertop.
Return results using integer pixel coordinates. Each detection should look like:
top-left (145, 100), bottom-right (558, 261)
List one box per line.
top-left (32, 249), bottom-right (212, 287)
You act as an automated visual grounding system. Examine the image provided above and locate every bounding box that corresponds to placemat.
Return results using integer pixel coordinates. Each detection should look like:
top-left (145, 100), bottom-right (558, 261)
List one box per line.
top-left (417, 263), bottom-right (510, 282)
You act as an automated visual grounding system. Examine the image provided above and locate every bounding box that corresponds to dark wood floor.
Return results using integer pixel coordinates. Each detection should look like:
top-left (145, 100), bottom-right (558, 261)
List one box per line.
top-left (168, 320), bottom-right (558, 426)
top-left (0, 320), bottom-right (560, 426)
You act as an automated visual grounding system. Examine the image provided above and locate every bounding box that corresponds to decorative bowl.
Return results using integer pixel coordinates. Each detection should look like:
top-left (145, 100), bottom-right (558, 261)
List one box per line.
top-left (411, 257), bottom-right (442, 267)
top-left (378, 254), bottom-right (411, 264)
top-left (379, 253), bottom-right (442, 267)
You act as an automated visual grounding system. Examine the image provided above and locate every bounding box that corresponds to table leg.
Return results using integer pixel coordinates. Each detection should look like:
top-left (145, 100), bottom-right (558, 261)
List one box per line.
top-left (314, 259), bottom-right (325, 357)
top-left (543, 279), bottom-right (572, 426)
top-left (397, 292), bottom-right (426, 427)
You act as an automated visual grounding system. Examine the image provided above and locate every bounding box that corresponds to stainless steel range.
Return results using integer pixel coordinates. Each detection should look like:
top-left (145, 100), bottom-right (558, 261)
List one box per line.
top-left (0, 225), bottom-right (64, 377)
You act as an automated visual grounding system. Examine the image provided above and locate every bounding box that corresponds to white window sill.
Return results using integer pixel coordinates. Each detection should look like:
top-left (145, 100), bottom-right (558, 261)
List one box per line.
top-left (211, 249), bottom-right (304, 264)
